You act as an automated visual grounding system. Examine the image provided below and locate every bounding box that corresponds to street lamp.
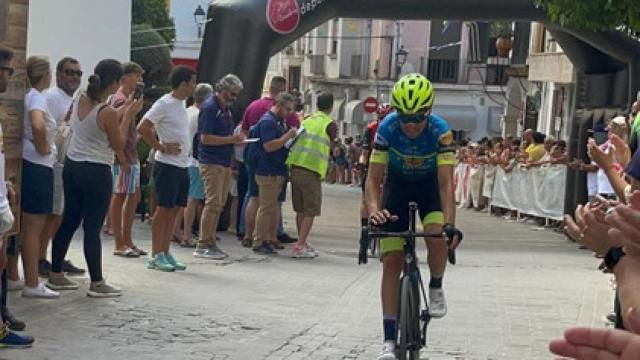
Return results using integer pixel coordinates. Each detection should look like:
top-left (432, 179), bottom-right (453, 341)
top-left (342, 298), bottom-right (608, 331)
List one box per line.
top-left (194, 5), bottom-right (206, 39)
top-left (395, 46), bottom-right (408, 79)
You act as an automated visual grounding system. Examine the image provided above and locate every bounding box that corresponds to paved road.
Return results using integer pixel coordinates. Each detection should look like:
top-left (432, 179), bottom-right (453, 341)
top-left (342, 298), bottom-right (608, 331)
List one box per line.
top-left (6, 184), bottom-right (612, 360)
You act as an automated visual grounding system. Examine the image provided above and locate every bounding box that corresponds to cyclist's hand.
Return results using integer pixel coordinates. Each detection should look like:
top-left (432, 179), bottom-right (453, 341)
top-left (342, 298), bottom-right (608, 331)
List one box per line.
top-left (443, 223), bottom-right (463, 249)
top-left (369, 209), bottom-right (397, 226)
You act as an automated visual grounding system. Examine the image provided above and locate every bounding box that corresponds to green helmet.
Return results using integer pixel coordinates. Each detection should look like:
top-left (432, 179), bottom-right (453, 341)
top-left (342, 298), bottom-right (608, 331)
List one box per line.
top-left (391, 73), bottom-right (435, 114)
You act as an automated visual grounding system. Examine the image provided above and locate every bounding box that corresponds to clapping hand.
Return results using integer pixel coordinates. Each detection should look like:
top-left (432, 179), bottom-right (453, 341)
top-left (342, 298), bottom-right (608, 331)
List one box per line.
top-left (564, 202), bottom-right (621, 256)
top-left (587, 138), bottom-right (614, 170)
top-left (549, 326), bottom-right (640, 359)
top-left (606, 191), bottom-right (640, 259)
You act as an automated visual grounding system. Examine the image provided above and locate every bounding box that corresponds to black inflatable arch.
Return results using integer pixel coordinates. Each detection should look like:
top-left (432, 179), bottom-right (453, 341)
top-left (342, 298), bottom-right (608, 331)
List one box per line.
top-left (198, 0), bottom-right (640, 211)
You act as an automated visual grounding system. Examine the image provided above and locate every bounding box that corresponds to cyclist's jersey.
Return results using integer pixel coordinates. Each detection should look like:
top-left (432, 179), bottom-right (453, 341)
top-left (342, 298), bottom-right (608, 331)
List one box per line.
top-left (370, 112), bottom-right (455, 181)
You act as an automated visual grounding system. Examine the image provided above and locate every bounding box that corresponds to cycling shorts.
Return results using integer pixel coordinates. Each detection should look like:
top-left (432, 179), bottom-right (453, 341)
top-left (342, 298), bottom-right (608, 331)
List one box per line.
top-left (379, 176), bottom-right (443, 255)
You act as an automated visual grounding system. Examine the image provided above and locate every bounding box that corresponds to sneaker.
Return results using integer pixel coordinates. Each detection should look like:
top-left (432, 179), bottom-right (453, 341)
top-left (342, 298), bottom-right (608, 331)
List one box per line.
top-left (291, 244), bottom-right (315, 259)
top-left (277, 233), bottom-right (298, 244)
top-left (37, 259), bottom-right (51, 277)
top-left (46, 275), bottom-right (80, 290)
top-left (87, 281), bottom-right (122, 298)
top-left (305, 244), bottom-right (319, 257)
top-left (241, 238), bottom-right (252, 248)
top-left (377, 341), bottom-right (397, 360)
top-left (7, 279), bottom-right (23, 291)
top-left (193, 245), bottom-right (209, 258)
top-left (428, 288), bottom-right (447, 318)
top-left (253, 241), bottom-right (278, 255)
top-left (149, 253), bottom-right (175, 272)
top-left (22, 282), bottom-right (60, 299)
top-left (194, 245), bottom-right (229, 260)
top-left (62, 259), bottom-right (86, 275)
top-left (0, 328), bottom-right (34, 349)
top-left (3, 311), bottom-right (25, 332)
top-left (165, 253), bottom-right (186, 271)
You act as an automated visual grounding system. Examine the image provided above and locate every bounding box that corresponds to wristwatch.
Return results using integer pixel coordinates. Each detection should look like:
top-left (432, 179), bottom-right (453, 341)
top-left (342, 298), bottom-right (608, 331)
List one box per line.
top-left (603, 246), bottom-right (626, 272)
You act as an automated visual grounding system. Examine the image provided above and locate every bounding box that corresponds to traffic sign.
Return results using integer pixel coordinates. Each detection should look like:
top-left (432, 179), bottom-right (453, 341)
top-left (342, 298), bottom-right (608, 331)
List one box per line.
top-left (363, 97), bottom-right (379, 113)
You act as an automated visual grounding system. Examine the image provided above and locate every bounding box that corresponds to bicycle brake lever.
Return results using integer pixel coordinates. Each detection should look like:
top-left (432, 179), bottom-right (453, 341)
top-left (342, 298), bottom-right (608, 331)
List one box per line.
top-left (447, 239), bottom-right (457, 265)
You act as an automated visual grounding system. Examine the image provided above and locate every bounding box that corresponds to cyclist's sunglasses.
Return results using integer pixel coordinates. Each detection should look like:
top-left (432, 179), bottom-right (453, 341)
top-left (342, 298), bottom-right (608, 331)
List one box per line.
top-left (398, 108), bottom-right (431, 124)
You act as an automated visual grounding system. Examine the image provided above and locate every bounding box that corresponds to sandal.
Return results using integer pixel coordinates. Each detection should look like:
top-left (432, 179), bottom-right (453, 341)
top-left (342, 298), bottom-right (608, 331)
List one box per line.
top-left (113, 248), bottom-right (140, 258)
top-left (131, 246), bottom-right (148, 256)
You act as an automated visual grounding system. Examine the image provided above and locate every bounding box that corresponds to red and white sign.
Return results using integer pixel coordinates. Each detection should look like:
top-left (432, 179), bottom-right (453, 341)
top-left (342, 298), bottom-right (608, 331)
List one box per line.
top-left (363, 97), bottom-right (379, 113)
top-left (266, 0), bottom-right (300, 35)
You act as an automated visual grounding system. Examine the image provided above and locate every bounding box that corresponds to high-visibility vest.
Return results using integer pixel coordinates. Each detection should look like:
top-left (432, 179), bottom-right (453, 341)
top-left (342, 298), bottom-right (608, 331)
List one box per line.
top-left (286, 111), bottom-right (333, 179)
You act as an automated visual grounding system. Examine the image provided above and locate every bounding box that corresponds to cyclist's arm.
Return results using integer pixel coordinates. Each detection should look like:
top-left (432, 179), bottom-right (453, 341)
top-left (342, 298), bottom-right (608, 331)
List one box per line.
top-left (365, 148), bottom-right (387, 215)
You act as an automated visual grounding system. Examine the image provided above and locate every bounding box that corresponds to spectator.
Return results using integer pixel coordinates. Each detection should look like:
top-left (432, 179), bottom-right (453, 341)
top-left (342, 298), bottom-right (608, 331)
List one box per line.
top-left (137, 65), bottom-right (195, 271)
top-left (0, 45), bottom-right (34, 348)
top-left (194, 74), bottom-right (245, 260)
top-left (550, 140), bottom-right (568, 165)
top-left (108, 62), bottom-right (147, 258)
top-left (524, 136), bottom-right (555, 168)
top-left (333, 138), bottom-right (348, 184)
top-left (239, 76), bottom-right (299, 249)
top-left (250, 93), bottom-right (297, 255)
top-left (179, 83), bottom-right (213, 248)
top-left (525, 132), bottom-right (546, 163)
top-left (597, 117), bottom-right (628, 200)
top-left (49, 59), bottom-right (138, 297)
top-left (20, 56), bottom-right (59, 298)
top-left (39, 57), bottom-right (85, 277)
top-left (522, 128), bottom-right (534, 149)
top-left (286, 92), bottom-right (338, 258)
top-left (347, 137), bottom-right (361, 186)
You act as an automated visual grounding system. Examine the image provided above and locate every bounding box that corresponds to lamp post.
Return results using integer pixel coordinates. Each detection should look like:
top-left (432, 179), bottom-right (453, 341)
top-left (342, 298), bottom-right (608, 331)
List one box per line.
top-left (395, 46), bottom-right (408, 80)
top-left (194, 5), bottom-right (206, 39)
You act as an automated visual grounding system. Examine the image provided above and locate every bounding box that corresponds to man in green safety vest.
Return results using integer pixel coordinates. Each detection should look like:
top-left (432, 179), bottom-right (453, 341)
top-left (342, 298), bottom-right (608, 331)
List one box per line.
top-left (286, 92), bottom-right (339, 258)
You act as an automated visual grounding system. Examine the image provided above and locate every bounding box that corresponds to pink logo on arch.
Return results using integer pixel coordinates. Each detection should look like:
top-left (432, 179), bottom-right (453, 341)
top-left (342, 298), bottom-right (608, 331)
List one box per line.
top-left (266, 0), bottom-right (300, 35)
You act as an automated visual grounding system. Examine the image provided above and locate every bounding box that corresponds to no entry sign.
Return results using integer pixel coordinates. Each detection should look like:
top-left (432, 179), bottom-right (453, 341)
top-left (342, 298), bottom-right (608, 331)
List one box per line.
top-left (363, 97), bottom-right (379, 113)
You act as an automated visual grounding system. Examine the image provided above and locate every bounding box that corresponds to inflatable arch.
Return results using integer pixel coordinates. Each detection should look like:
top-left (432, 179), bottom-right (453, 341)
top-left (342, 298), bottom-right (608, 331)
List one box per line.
top-left (198, 0), bottom-right (640, 212)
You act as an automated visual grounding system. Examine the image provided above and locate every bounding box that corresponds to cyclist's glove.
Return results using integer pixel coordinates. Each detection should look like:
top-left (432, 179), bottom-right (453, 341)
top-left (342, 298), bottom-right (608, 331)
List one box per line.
top-left (443, 224), bottom-right (463, 265)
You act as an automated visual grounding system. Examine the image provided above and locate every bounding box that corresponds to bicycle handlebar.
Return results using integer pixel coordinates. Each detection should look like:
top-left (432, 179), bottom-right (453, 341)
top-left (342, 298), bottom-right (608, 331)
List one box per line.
top-left (368, 230), bottom-right (442, 239)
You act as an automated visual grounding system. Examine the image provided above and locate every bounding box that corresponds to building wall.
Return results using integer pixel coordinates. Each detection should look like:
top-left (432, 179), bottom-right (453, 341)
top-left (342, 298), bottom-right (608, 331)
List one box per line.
top-left (0, 0), bottom-right (29, 231)
top-left (27, 0), bottom-right (131, 82)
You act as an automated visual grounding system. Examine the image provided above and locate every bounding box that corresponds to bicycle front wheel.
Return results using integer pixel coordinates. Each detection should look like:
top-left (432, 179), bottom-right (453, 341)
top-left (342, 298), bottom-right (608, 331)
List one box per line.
top-left (397, 276), bottom-right (421, 360)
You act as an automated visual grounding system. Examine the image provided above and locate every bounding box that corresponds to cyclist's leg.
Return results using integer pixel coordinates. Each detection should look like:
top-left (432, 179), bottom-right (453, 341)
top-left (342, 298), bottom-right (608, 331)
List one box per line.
top-left (421, 190), bottom-right (448, 318)
top-left (379, 184), bottom-right (410, 350)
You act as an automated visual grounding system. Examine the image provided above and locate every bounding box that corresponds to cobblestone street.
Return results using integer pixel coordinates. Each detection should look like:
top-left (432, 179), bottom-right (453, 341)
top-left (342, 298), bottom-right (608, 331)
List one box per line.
top-left (5, 184), bottom-right (612, 360)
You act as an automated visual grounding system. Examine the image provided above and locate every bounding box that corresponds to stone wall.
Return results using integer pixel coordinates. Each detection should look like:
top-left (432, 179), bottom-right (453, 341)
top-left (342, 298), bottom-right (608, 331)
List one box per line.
top-left (0, 0), bottom-right (29, 232)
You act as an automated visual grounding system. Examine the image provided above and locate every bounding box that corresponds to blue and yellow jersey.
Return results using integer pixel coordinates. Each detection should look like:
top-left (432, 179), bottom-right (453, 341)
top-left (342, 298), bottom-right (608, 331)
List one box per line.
top-left (370, 112), bottom-right (455, 181)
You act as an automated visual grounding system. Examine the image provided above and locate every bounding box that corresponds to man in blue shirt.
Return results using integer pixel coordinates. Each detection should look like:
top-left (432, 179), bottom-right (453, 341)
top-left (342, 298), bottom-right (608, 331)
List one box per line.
top-left (195, 74), bottom-right (245, 260)
top-left (251, 93), bottom-right (297, 254)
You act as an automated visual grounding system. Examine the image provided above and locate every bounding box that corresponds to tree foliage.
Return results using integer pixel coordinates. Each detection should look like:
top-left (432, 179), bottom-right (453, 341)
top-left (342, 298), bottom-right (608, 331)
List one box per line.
top-left (130, 24), bottom-right (172, 88)
top-left (535, 0), bottom-right (640, 35)
top-left (132, 0), bottom-right (176, 45)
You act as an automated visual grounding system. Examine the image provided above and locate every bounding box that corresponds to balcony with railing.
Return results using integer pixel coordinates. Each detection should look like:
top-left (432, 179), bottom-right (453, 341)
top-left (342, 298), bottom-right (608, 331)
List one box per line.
top-left (427, 59), bottom-right (459, 83)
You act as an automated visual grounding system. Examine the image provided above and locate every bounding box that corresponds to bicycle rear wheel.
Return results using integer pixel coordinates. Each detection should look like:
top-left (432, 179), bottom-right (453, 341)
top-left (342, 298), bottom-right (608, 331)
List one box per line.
top-left (397, 276), bottom-right (421, 360)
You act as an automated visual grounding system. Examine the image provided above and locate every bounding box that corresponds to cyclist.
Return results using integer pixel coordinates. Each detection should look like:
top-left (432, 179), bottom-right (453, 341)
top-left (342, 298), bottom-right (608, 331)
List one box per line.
top-left (364, 73), bottom-right (462, 360)
top-left (359, 104), bottom-right (393, 259)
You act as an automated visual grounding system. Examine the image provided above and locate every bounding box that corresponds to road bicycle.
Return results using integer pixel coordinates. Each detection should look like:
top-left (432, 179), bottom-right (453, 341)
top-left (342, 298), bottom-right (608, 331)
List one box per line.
top-left (367, 202), bottom-right (443, 360)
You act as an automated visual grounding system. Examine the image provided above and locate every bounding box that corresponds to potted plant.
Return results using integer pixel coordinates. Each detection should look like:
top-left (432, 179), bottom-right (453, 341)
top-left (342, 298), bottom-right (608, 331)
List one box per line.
top-left (490, 21), bottom-right (514, 57)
